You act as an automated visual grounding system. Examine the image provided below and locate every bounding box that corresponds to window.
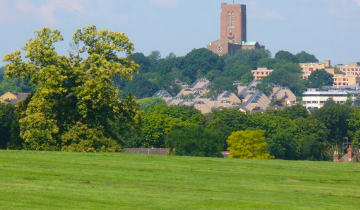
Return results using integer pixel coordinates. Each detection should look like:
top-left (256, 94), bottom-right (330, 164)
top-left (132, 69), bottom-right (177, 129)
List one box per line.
top-left (228, 12), bottom-right (235, 26)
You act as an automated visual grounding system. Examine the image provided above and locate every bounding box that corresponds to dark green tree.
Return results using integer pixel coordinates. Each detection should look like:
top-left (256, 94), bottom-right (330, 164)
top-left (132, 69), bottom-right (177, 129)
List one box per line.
top-left (0, 103), bottom-right (16, 149)
top-left (137, 97), bottom-right (166, 113)
top-left (312, 104), bottom-right (354, 145)
top-left (206, 109), bottom-right (249, 149)
top-left (182, 48), bottom-right (224, 81)
top-left (295, 51), bottom-right (319, 63)
top-left (165, 125), bottom-right (222, 157)
top-left (275, 50), bottom-right (298, 63)
top-left (293, 117), bottom-right (330, 160)
top-left (308, 70), bottom-right (333, 88)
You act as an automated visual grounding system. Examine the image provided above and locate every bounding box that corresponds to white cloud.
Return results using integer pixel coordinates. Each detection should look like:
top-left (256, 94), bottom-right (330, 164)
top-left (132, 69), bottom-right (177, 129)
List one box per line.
top-left (151, 0), bottom-right (178, 8)
top-left (355, 0), bottom-right (360, 6)
top-left (0, 0), bottom-right (87, 24)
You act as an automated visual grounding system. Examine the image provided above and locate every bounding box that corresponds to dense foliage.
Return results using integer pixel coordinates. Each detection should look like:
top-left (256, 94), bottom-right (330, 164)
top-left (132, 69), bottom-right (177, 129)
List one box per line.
top-left (165, 126), bottom-right (222, 157)
top-left (2, 26), bottom-right (139, 152)
top-left (118, 49), bottom-right (321, 98)
top-left (227, 130), bottom-right (273, 159)
top-left (308, 70), bottom-right (334, 88)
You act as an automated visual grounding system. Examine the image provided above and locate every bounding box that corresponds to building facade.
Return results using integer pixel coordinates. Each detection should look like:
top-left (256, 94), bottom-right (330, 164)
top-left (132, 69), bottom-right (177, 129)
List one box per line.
top-left (302, 87), bottom-right (360, 109)
top-left (336, 62), bottom-right (360, 77)
top-left (251, 67), bottom-right (273, 80)
top-left (299, 60), bottom-right (331, 79)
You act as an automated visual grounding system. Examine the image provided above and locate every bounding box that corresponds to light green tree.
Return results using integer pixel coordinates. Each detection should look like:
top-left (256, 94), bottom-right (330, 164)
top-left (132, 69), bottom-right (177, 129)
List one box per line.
top-left (227, 130), bottom-right (274, 160)
top-left (2, 26), bottom-right (139, 151)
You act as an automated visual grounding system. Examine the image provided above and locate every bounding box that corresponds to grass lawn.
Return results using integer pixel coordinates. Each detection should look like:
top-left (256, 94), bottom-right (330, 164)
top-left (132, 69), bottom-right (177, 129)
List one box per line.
top-left (0, 151), bottom-right (359, 209)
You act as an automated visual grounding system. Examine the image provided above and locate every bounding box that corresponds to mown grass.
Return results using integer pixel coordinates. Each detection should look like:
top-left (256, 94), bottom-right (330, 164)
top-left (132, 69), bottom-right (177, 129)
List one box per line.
top-left (0, 150), bottom-right (359, 209)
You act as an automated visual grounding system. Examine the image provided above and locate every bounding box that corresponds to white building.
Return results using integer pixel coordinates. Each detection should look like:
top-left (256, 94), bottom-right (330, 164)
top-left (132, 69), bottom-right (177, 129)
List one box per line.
top-left (302, 87), bottom-right (360, 109)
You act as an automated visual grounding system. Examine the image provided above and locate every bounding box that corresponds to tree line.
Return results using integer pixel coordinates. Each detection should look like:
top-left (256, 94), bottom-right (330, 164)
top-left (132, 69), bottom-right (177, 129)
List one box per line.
top-left (118, 48), bottom-right (333, 98)
top-left (2, 96), bottom-right (360, 161)
top-left (0, 26), bottom-right (353, 160)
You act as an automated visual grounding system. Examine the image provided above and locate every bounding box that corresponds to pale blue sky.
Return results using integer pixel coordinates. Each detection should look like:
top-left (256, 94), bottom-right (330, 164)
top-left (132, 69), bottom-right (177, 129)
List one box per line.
top-left (1, 0), bottom-right (359, 66)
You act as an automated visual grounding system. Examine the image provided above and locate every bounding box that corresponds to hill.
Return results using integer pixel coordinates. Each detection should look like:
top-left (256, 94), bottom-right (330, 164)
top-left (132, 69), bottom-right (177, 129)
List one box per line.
top-left (0, 150), bottom-right (359, 209)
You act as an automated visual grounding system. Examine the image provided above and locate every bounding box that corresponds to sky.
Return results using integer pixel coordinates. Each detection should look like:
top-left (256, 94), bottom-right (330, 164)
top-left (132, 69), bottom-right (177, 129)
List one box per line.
top-left (0, 0), bottom-right (360, 66)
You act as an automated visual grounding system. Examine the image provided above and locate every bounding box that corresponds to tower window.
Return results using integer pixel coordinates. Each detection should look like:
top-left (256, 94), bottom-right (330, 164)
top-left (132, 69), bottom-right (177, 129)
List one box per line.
top-left (228, 12), bottom-right (235, 26)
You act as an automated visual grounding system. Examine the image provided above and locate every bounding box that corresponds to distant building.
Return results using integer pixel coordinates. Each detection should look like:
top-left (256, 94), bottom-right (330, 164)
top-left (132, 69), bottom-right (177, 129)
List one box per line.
top-left (336, 62), bottom-right (360, 77)
top-left (0, 92), bottom-right (30, 105)
top-left (302, 86), bottom-right (360, 109)
top-left (153, 90), bottom-right (173, 103)
top-left (299, 60), bottom-right (331, 79)
top-left (270, 86), bottom-right (297, 106)
top-left (333, 74), bottom-right (360, 87)
top-left (207, 3), bottom-right (263, 56)
top-left (251, 67), bottom-right (273, 80)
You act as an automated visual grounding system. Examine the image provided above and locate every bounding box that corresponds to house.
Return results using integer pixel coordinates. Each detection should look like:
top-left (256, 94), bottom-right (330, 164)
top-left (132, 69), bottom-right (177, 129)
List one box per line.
top-left (242, 91), bottom-right (271, 113)
top-left (153, 90), bottom-right (173, 103)
top-left (0, 92), bottom-right (30, 105)
top-left (270, 86), bottom-right (297, 106)
top-left (217, 91), bottom-right (241, 104)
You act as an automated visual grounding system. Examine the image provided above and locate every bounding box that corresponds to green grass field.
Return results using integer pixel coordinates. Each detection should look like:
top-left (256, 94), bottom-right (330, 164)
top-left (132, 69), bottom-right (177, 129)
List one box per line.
top-left (0, 151), bottom-right (359, 209)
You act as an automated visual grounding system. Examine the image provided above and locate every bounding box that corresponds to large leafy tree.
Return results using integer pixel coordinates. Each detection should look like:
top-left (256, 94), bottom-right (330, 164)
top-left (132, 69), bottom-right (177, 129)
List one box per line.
top-left (308, 70), bottom-right (333, 88)
top-left (293, 118), bottom-right (330, 160)
top-left (312, 104), bottom-right (354, 145)
top-left (275, 50), bottom-right (298, 63)
top-left (2, 26), bottom-right (139, 151)
top-left (206, 109), bottom-right (249, 149)
top-left (295, 51), bottom-right (319, 63)
top-left (141, 105), bottom-right (205, 147)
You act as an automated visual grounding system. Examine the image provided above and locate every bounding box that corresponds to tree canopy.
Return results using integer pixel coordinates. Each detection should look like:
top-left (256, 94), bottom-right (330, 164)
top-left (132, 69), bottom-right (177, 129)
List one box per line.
top-left (2, 26), bottom-right (139, 151)
top-left (308, 70), bottom-right (333, 88)
top-left (227, 130), bottom-right (273, 159)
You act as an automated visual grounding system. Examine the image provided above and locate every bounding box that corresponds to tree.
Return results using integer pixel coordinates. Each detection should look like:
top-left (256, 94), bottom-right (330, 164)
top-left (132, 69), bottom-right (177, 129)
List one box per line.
top-left (2, 26), bottom-right (139, 151)
top-left (227, 130), bottom-right (273, 159)
top-left (312, 104), bottom-right (354, 145)
top-left (209, 76), bottom-right (235, 95)
top-left (247, 113), bottom-right (298, 159)
top-left (0, 103), bottom-right (16, 149)
top-left (141, 105), bottom-right (204, 147)
top-left (308, 70), bottom-right (333, 88)
top-left (224, 49), bottom-right (270, 70)
top-left (206, 109), bottom-right (249, 149)
top-left (165, 126), bottom-right (222, 157)
top-left (182, 48), bottom-right (224, 81)
top-left (293, 117), bottom-right (330, 160)
top-left (275, 50), bottom-right (297, 63)
top-left (347, 108), bottom-right (360, 148)
top-left (266, 104), bottom-right (309, 120)
top-left (137, 97), bottom-right (166, 113)
top-left (259, 62), bottom-right (306, 96)
top-left (295, 51), bottom-right (318, 63)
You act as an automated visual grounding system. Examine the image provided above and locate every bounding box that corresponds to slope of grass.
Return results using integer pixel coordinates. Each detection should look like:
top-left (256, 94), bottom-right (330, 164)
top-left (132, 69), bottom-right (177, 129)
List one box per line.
top-left (0, 150), bottom-right (359, 209)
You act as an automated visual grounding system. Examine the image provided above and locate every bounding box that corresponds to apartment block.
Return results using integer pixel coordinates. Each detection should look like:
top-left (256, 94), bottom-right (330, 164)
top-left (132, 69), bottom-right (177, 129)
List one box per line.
top-left (251, 67), bottom-right (273, 80)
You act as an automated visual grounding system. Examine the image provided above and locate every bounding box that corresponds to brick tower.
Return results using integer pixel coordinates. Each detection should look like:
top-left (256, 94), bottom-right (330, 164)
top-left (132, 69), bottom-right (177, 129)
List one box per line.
top-left (220, 3), bottom-right (247, 44)
top-left (208, 3), bottom-right (248, 56)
